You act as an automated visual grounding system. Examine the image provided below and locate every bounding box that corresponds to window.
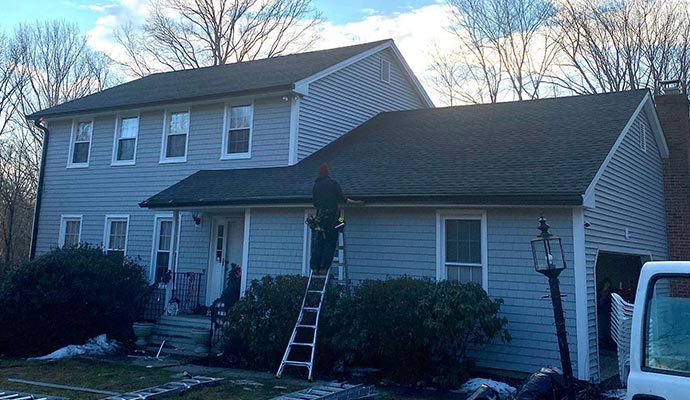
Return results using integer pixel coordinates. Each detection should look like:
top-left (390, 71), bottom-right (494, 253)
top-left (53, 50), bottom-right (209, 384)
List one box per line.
top-left (113, 115), bottom-right (139, 165)
top-left (161, 111), bottom-right (189, 162)
top-left (152, 217), bottom-right (173, 282)
top-left (59, 215), bottom-right (82, 247)
top-left (69, 120), bottom-right (93, 167)
top-left (437, 212), bottom-right (487, 288)
top-left (639, 122), bottom-right (648, 153)
top-left (222, 104), bottom-right (252, 159)
top-left (104, 216), bottom-right (129, 258)
top-left (380, 59), bottom-right (391, 83)
top-left (644, 275), bottom-right (690, 375)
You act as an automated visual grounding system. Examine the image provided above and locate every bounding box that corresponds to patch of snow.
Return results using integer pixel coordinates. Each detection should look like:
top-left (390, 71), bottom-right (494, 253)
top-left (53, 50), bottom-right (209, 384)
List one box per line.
top-left (28, 334), bottom-right (120, 361)
top-left (601, 389), bottom-right (627, 399)
top-left (453, 378), bottom-right (517, 399)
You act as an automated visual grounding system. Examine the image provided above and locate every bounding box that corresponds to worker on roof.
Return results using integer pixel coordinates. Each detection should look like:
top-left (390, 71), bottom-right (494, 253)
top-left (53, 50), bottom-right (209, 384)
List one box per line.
top-left (309, 163), bottom-right (361, 275)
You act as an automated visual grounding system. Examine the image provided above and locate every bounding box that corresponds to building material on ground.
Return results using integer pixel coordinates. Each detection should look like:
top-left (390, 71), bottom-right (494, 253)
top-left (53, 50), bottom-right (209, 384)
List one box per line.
top-left (100, 375), bottom-right (224, 400)
top-left (7, 379), bottom-right (118, 396)
top-left (0, 389), bottom-right (70, 400)
top-left (270, 382), bottom-right (376, 400)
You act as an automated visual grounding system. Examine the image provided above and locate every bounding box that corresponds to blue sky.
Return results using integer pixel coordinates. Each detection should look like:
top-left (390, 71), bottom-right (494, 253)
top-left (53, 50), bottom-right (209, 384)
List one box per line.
top-left (1, 0), bottom-right (439, 31)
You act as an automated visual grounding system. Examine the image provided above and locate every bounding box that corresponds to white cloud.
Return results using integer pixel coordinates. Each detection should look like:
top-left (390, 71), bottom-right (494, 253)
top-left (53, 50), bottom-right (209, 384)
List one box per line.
top-left (314, 3), bottom-right (457, 99)
top-left (85, 0), bottom-right (150, 60)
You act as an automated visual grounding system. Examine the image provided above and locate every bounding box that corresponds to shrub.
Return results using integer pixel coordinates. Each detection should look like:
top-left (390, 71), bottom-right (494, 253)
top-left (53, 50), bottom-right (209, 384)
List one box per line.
top-left (0, 245), bottom-right (149, 356)
top-left (224, 275), bottom-right (509, 386)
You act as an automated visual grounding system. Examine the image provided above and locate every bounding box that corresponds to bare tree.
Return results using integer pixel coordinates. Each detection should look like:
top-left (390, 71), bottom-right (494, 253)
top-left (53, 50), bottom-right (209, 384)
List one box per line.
top-left (447, 0), bottom-right (559, 101)
top-left (114, 0), bottom-right (323, 77)
top-left (0, 130), bottom-right (40, 268)
top-left (551, 0), bottom-right (690, 95)
top-left (0, 21), bottom-right (116, 269)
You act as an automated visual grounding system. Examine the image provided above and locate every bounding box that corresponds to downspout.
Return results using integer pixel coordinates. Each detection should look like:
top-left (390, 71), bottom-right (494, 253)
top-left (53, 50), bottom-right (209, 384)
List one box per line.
top-left (29, 119), bottom-right (49, 260)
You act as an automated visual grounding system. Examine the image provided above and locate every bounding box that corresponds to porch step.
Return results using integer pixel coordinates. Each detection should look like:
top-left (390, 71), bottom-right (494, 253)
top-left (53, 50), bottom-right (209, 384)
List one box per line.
top-left (142, 315), bottom-right (213, 356)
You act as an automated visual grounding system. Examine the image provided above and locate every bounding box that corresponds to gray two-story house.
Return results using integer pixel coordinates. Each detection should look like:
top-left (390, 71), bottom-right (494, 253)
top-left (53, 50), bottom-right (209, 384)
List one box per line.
top-left (29, 39), bottom-right (678, 383)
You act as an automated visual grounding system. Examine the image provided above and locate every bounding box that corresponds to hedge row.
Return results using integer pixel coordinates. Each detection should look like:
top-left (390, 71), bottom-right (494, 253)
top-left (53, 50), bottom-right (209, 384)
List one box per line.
top-left (224, 275), bottom-right (510, 387)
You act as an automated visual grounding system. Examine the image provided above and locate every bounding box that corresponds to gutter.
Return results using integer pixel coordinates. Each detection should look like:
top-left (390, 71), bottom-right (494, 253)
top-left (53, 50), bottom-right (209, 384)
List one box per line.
top-left (29, 119), bottom-right (49, 260)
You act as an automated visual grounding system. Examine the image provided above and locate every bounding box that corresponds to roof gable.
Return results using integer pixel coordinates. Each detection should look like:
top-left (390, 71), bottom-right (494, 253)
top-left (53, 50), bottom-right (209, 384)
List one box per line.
top-left (141, 90), bottom-right (650, 209)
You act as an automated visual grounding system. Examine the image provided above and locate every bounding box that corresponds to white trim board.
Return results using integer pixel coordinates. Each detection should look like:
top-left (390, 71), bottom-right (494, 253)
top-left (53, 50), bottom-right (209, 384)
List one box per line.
top-left (288, 95), bottom-right (301, 165)
top-left (240, 209), bottom-right (251, 296)
top-left (572, 208), bottom-right (589, 381)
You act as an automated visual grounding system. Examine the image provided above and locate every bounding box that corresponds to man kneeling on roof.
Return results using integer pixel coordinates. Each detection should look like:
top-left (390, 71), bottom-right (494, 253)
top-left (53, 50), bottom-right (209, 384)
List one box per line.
top-left (308, 163), bottom-right (362, 276)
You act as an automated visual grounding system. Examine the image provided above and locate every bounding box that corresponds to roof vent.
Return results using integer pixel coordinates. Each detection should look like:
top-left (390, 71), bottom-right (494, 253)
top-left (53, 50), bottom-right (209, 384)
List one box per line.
top-left (659, 80), bottom-right (685, 95)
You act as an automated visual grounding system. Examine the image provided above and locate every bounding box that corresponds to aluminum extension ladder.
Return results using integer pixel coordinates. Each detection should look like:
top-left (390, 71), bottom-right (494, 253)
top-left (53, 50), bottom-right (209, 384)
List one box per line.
top-left (270, 382), bottom-right (376, 400)
top-left (100, 376), bottom-right (224, 400)
top-left (276, 269), bottom-right (331, 382)
top-left (0, 390), bottom-right (68, 400)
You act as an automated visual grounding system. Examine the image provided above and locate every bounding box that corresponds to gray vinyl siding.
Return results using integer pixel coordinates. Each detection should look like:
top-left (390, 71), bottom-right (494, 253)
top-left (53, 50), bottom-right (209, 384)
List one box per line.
top-left (297, 48), bottom-right (428, 160)
top-left (583, 110), bottom-right (668, 381)
top-left (243, 206), bottom-right (578, 374)
top-left (246, 208), bottom-right (305, 282)
top-left (35, 96), bottom-right (291, 303)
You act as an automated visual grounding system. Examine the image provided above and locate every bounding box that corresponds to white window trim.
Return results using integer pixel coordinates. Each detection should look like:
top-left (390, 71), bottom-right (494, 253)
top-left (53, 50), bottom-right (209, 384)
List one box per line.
top-left (103, 214), bottom-right (130, 256)
top-left (149, 213), bottom-right (173, 283)
top-left (380, 59), bottom-right (391, 83)
top-left (111, 113), bottom-right (140, 166)
top-left (59, 214), bottom-right (83, 247)
top-left (67, 119), bottom-right (94, 168)
top-left (160, 108), bottom-right (190, 163)
top-left (435, 210), bottom-right (488, 292)
top-left (221, 102), bottom-right (253, 160)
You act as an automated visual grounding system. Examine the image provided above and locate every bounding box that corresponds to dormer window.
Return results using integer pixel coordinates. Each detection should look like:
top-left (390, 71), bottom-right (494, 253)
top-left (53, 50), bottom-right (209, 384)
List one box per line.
top-left (222, 104), bottom-right (252, 159)
top-left (380, 59), bottom-right (391, 83)
top-left (68, 120), bottom-right (93, 168)
top-left (161, 110), bottom-right (189, 163)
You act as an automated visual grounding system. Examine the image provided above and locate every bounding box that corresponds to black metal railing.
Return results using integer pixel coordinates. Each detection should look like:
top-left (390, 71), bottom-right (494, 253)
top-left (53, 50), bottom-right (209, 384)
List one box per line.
top-left (137, 285), bottom-right (167, 322)
top-left (171, 271), bottom-right (204, 314)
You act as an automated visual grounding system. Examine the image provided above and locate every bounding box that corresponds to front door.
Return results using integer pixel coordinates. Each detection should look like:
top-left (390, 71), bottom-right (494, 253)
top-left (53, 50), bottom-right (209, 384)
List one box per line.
top-left (207, 217), bottom-right (244, 305)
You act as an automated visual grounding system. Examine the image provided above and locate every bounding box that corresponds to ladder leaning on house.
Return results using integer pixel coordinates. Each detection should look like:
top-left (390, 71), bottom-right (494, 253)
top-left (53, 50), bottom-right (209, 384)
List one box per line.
top-left (276, 223), bottom-right (348, 382)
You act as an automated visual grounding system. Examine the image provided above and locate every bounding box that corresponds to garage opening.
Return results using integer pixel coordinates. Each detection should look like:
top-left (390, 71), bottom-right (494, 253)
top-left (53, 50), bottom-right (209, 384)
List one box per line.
top-left (595, 252), bottom-right (648, 382)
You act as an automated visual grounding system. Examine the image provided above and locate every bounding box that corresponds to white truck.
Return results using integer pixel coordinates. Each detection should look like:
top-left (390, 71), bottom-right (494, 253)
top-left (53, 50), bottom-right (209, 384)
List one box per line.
top-left (626, 261), bottom-right (690, 400)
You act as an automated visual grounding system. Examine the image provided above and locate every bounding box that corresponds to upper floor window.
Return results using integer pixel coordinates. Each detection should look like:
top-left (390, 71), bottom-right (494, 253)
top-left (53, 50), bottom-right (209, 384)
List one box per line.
top-left (113, 115), bottom-right (139, 165)
top-left (437, 211), bottom-right (487, 289)
top-left (380, 59), bottom-right (391, 83)
top-left (161, 110), bottom-right (189, 162)
top-left (59, 215), bottom-right (82, 247)
top-left (222, 104), bottom-right (252, 159)
top-left (104, 215), bottom-right (129, 258)
top-left (69, 120), bottom-right (93, 167)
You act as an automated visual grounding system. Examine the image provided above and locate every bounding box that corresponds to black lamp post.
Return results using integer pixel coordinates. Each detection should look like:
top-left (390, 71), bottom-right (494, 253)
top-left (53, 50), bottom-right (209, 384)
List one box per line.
top-left (530, 216), bottom-right (576, 400)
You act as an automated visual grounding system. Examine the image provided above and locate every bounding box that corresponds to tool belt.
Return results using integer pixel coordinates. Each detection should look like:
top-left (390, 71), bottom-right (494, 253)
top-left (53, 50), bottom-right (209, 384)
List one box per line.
top-left (306, 212), bottom-right (345, 232)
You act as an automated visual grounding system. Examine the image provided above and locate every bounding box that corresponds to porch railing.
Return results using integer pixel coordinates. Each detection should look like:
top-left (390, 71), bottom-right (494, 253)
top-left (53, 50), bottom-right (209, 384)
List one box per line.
top-left (137, 285), bottom-right (167, 322)
top-left (171, 271), bottom-right (204, 314)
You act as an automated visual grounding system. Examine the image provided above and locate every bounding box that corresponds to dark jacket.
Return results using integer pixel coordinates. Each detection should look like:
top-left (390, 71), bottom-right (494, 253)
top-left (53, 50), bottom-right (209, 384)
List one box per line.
top-left (312, 176), bottom-right (346, 212)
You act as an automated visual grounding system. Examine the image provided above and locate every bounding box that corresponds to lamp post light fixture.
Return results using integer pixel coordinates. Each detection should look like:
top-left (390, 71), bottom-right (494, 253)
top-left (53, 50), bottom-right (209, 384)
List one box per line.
top-left (530, 216), bottom-right (576, 400)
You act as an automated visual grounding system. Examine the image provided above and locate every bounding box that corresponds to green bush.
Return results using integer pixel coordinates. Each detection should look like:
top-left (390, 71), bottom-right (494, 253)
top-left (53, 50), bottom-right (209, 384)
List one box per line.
top-left (224, 276), bottom-right (509, 386)
top-left (0, 245), bottom-right (149, 356)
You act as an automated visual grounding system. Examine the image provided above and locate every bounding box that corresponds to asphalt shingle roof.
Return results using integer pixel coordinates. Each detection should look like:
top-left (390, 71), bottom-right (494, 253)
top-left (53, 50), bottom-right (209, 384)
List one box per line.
top-left (140, 90), bottom-right (650, 208)
top-left (28, 40), bottom-right (390, 119)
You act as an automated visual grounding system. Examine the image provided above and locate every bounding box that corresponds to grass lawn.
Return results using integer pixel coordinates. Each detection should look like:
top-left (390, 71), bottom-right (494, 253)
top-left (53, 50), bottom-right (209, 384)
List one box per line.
top-left (0, 358), bottom-right (461, 400)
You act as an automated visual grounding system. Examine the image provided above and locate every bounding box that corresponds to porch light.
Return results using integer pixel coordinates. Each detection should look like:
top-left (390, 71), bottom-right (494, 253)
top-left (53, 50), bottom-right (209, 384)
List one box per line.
top-left (530, 216), bottom-right (575, 400)
top-left (530, 216), bottom-right (566, 276)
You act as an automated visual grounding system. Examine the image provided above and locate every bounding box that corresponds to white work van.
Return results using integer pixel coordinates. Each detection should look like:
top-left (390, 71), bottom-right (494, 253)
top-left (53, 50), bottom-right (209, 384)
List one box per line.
top-left (626, 262), bottom-right (690, 400)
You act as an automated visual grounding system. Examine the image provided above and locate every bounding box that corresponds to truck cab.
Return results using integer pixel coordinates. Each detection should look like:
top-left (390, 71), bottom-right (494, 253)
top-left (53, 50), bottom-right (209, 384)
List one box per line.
top-left (627, 262), bottom-right (690, 400)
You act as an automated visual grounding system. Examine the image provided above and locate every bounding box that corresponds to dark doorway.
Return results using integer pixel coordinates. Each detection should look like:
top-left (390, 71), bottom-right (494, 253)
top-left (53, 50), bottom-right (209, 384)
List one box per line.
top-left (595, 251), bottom-right (647, 382)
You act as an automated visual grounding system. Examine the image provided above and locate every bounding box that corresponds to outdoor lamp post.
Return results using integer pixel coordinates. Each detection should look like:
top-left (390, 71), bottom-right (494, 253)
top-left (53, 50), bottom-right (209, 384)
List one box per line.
top-left (530, 216), bottom-right (576, 400)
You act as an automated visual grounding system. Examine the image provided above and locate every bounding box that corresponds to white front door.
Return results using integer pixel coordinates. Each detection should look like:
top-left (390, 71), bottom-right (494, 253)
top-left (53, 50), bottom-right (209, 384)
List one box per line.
top-left (206, 217), bottom-right (245, 305)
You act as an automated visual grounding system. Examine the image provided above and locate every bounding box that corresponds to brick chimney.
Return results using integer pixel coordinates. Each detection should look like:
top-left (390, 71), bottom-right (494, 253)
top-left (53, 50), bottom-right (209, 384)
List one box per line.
top-left (655, 80), bottom-right (690, 261)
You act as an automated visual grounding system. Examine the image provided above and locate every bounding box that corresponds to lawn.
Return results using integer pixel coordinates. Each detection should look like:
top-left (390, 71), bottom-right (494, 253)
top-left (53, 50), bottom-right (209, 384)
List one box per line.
top-left (0, 358), bottom-right (460, 400)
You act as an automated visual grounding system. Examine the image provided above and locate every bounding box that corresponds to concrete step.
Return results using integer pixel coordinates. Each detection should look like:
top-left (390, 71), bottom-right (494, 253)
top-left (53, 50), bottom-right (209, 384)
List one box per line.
top-left (153, 325), bottom-right (209, 337)
top-left (158, 315), bottom-right (211, 325)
